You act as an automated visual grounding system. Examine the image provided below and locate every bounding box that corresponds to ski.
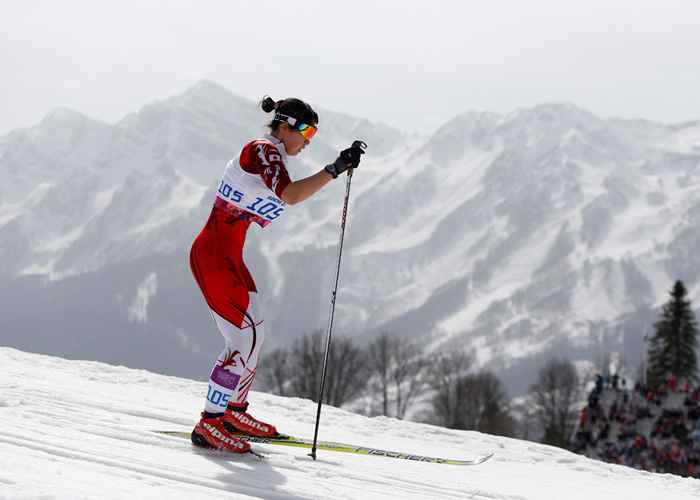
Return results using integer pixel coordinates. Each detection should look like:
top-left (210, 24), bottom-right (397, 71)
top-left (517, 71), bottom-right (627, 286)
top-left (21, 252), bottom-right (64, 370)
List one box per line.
top-left (151, 430), bottom-right (493, 466)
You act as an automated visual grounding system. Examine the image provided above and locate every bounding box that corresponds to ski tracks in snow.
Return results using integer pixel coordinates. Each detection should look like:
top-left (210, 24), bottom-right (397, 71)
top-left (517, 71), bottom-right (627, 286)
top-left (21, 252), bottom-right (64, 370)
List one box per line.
top-left (3, 347), bottom-right (700, 500)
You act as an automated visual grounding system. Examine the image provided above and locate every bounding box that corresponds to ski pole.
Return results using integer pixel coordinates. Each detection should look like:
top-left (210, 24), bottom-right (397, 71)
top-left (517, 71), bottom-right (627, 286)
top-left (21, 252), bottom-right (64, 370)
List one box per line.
top-left (309, 140), bottom-right (367, 461)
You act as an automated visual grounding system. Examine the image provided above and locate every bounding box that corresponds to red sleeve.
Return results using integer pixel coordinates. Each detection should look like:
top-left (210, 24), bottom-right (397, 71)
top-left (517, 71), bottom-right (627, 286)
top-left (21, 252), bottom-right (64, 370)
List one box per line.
top-left (239, 140), bottom-right (292, 198)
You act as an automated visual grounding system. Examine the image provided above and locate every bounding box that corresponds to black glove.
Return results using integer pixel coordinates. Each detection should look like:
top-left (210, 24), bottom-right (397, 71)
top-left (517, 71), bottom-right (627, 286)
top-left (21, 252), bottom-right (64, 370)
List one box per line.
top-left (325, 141), bottom-right (366, 178)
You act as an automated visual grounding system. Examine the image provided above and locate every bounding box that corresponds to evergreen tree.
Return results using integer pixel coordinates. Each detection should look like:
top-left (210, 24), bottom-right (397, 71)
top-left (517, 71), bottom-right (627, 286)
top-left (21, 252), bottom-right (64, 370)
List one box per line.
top-left (647, 280), bottom-right (700, 384)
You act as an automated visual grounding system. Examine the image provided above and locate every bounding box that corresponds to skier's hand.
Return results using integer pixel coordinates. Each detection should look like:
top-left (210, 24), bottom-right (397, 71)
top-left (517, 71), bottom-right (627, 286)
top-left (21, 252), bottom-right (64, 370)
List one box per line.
top-left (325, 141), bottom-right (366, 178)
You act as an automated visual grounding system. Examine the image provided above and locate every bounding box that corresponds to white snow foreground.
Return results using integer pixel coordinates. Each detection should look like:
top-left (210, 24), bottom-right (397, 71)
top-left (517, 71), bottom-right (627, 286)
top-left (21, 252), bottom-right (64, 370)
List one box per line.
top-left (1, 348), bottom-right (698, 500)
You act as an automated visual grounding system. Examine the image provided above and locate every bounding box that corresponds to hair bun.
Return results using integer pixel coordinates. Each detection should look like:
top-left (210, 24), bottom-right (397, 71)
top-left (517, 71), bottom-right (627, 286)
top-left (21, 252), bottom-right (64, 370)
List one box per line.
top-left (260, 95), bottom-right (276, 113)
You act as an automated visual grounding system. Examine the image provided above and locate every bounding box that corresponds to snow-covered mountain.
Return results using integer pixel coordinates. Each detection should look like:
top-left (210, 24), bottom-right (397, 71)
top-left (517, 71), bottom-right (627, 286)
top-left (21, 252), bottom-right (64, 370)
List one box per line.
top-left (3, 347), bottom-right (699, 499)
top-left (1, 81), bottom-right (700, 395)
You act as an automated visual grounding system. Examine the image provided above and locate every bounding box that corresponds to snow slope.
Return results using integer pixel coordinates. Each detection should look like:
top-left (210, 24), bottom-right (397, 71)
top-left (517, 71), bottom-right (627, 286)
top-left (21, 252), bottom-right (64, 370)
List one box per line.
top-left (1, 347), bottom-right (698, 500)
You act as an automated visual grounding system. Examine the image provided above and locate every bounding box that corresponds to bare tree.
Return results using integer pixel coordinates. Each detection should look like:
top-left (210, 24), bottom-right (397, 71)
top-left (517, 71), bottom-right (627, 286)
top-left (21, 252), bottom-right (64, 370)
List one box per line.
top-left (426, 350), bottom-right (472, 429)
top-left (370, 332), bottom-right (393, 416)
top-left (288, 330), bottom-right (324, 401)
top-left (367, 332), bottom-right (427, 419)
top-left (511, 399), bottom-right (539, 441)
top-left (426, 351), bottom-right (514, 436)
top-left (257, 347), bottom-right (292, 396)
top-left (285, 330), bottom-right (367, 407)
top-left (528, 357), bottom-right (581, 448)
top-left (325, 335), bottom-right (367, 407)
top-left (462, 372), bottom-right (516, 436)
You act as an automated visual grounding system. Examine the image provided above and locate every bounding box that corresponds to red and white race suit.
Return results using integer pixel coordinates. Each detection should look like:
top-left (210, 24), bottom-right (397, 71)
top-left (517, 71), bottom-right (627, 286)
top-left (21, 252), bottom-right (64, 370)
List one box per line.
top-left (190, 134), bottom-right (292, 412)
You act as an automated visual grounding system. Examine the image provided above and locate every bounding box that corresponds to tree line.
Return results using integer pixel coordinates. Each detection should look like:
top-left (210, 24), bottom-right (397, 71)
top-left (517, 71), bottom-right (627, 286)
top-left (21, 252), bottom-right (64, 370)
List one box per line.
top-left (257, 279), bottom-right (699, 449)
top-left (258, 330), bottom-right (574, 442)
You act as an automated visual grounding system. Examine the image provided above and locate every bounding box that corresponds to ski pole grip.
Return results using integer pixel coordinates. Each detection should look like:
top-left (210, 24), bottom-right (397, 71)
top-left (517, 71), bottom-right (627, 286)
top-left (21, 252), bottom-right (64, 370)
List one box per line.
top-left (347, 141), bottom-right (367, 176)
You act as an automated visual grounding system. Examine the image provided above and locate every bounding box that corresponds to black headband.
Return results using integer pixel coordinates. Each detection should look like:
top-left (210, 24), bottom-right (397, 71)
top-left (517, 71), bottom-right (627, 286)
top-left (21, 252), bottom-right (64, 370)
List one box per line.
top-left (274, 111), bottom-right (298, 126)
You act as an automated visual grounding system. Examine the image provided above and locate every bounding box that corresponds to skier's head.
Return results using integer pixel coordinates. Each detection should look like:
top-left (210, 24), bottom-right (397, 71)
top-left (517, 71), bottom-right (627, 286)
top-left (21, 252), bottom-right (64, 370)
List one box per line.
top-left (260, 95), bottom-right (319, 156)
top-left (260, 96), bottom-right (318, 133)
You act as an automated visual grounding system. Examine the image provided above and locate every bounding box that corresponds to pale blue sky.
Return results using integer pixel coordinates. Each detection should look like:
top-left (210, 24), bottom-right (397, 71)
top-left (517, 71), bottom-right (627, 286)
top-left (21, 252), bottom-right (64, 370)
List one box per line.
top-left (2, 0), bottom-right (699, 136)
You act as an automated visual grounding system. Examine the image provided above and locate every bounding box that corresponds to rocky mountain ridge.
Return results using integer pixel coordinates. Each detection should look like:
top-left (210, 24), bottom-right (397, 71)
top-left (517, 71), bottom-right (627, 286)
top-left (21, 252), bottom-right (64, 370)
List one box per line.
top-left (1, 81), bottom-right (699, 395)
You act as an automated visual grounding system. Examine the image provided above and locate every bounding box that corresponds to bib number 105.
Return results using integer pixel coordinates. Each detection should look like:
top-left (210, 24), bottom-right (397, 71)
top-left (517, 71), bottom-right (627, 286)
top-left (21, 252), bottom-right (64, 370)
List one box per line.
top-left (246, 197), bottom-right (283, 220)
top-left (218, 181), bottom-right (284, 221)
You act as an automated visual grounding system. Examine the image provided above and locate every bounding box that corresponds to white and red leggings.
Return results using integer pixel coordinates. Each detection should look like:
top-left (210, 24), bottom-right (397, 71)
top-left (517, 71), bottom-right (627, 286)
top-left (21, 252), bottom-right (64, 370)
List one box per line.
top-left (190, 207), bottom-right (266, 414)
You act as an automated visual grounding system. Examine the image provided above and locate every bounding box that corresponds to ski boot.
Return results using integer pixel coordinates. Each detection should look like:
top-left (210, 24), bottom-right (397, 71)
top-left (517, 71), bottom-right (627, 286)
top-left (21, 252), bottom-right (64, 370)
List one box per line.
top-left (191, 412), bottom-right (251, 453)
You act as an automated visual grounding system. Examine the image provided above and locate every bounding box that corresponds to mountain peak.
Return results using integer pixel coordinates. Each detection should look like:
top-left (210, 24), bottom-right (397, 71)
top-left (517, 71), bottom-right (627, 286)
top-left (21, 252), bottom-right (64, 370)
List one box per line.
top-left (176, 79), bottom-right (258, 109)
top-left (184, 79), bottom-right (231, 98)
top-left (39, 108), bottom-right (102, 129)
top-left (507, 101), bottom-right (599, 125)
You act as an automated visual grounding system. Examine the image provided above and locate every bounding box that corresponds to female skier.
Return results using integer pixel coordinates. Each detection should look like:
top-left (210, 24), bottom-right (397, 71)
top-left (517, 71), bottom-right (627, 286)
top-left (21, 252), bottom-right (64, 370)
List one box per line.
top-left (189, 96), bottom-right (365, 452)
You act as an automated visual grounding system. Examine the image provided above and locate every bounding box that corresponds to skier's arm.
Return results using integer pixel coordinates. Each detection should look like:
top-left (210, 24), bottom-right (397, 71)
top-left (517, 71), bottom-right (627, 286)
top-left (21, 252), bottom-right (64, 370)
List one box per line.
top-left (280, 169), bottom-right (333, 205)
top-left (280, 143), bottom-right (366, 205)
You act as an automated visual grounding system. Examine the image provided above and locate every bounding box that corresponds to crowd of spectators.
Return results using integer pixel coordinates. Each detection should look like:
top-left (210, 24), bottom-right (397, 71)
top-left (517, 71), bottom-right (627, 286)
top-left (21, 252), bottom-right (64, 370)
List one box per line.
top-left (570, 373), bottom-right (700, 477)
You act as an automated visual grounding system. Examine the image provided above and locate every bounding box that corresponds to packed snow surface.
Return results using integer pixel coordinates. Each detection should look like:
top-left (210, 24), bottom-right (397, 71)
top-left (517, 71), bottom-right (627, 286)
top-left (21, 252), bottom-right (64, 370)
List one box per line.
top-left (1, 347), bottom-right (699, 499)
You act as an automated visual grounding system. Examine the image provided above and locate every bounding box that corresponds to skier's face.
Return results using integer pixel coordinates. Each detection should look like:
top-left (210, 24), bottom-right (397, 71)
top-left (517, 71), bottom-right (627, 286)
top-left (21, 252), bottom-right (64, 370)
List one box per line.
top-left (279, 123), bottom-right (313, 156)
